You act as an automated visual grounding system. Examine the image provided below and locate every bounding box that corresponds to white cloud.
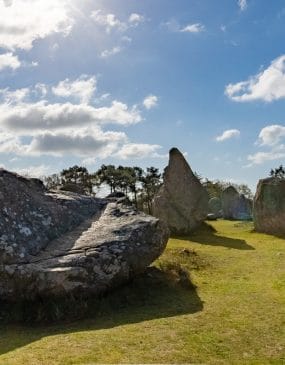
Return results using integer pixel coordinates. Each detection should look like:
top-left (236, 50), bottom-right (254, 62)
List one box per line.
top-left (12, 164), bottom-right (52, 178)
top-left (52, 76), bottom-right (97, 103)
top-left (0, 79), bottom-right (165, 161)
top-left (247, 150), bottom-right (285, 165)
top-left (100, 46), bottom-right (122, 58)
top-left (0, 87), bottom-right (29, 104)
top-left (27, 128), bottom-right (127, 157)
top-left (180, 23), bottom-right (205, 33)
top-left (121, 35), bottom-right (132, 43)
top-left (238, 0), bottom-right (248, 11)
top-left (0, 126), bottom-right (127, 158)
top-left (0, 52), bottom-right (20, 71)
top-left (225, 55), bottom-right (285, 102)
top-left (128, 13), bottom-right (145, 25)
top-left (91, 9), bottom-right (144, 33)
top-left (216, 129), bottom-right (240, 142)
top-left (163, 19), bottom-right (205, 34)
top-left (91, 10), bottom-right (127, 33)
top-left (143, 95), bottom-right (158, 110)
top-left (0, 0), bottom-right (74, 50)
top-left (246, 124), bottom-right (285, 166)
top-left (115, 143), bottom-right (163, 159)
top-left (35, 83), bottom-right (48, 98)
top-left (0, 100), bottom-right (142, 134)
top-left (257, 125), bottom-right (285, 146)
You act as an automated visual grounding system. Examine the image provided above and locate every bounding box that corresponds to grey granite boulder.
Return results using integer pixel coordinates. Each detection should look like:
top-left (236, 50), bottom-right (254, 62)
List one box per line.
top-left (208, 197), bottom-right (222, 218)
top-left (0, 169), bottom-right (169, 300)
top-left (221, 186), bottom-right (252, 220)
top-left (254, 177), bottom-right (285, 236)
top-left (152, 148), bottom-right (208, 235)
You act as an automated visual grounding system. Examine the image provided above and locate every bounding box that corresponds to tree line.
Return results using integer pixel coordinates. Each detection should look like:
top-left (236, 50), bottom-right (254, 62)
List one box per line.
top-left (43, 165), bottom-right (162, 214)
top-left (43, 164), bottom-right (255, 215)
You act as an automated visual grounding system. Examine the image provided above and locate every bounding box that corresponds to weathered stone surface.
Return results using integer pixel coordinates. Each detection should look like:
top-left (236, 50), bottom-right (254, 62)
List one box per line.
top-left (221, 186), bottom-right (252, 220)
top-left (0, 169), bottom-right (102, 265)
top-left (208, 197), bottom-right (222, 218)
top-left (253, 177), bottom-right (285, 236)
top-left (0, 169), bottom-right (169, 300)
top-left (152, 148), bottom-right (208, 235)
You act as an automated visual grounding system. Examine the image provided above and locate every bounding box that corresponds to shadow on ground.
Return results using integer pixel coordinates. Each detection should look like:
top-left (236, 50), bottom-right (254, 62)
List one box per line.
top-left (174, 223), bottom-right (255, 250)
top-left (0, 267), bottom-right (203, 356)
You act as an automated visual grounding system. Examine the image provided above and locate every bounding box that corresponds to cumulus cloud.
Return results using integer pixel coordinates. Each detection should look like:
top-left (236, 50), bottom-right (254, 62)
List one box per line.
top-left (0, 0), bottom-right (74, 50)
top-left (238, 0), bottom-right (248, 11)
top-left (143, 95), bottom-right (158, 110)
top-left (0, 78), bottom-right (166, 160)
top-left (35, 83), bottom-right (48, 98)
top-left (246, 124), bottom-right (285, 165)
top-left (0, 87), bottom-right (29, 104)
top-left (100, 46), bottom-right (122, 58)
top-left (0, 52), bottom-right (20, 71)
top-left (91, 10), bottom-right (127, 33)
top-left (225, 55), bottom-right (285, 102)
top-left (115, 143), bottom-right (163, 159)
top-left (180, 23), bottom-right (205, 33)
top-left (257, 125), bottom-right (285, 146)
top-left (0, 126), bottom-right (128, 157)
top-left (247, 150), bottom-right (285, 165)
top-left (91, 10), bottom-right (144, 33)
top-left (52, 76), bottom-right (97, 104)
top-left (216, 129), bottom-right (240, 142)
top-left (27, 128), bottom-right (127, 157)
top-left (0, 100), bottom-right (142, 134)
top-left (12, 164), bottom-right (52, 178)
top-left (128, 13), bottom-right (145, 25)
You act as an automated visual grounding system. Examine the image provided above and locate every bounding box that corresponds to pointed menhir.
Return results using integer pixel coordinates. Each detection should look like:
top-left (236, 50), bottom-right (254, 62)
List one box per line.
top-left (152, 147), bottom-right (208, 235)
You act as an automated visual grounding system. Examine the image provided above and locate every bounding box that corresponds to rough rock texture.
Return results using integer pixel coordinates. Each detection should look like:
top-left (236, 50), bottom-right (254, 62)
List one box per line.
top-left (253, 177), bottom-right (285, 236)
top-left (221, 186), bottom-right (252, 220)
top-left (0, 169), bottom-right (102, 265)
top-left (0, 169), bottom-right (169, 300)
top-left (152, 148), bottom-right (208, 235)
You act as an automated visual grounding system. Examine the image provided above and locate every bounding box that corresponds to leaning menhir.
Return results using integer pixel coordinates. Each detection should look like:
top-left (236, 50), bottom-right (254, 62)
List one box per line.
top-left (152, 147), bottom-right (208, 235)
top-left (0, 169), bottom-right (169, 301)
top-left (254, 177), bottom-right (285, 236)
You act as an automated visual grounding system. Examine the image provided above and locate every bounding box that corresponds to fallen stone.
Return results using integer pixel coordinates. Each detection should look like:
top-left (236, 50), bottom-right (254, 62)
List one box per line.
top-left (0, 169), bottom-right (169, 300)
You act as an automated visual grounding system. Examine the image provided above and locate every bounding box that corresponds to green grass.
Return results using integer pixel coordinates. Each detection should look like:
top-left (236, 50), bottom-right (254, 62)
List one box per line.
top-left (0, 220), bottom-right (284, 364)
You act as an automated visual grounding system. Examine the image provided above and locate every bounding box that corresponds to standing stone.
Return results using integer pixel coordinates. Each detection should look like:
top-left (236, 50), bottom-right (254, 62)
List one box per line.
top-left (221, 186), bottom-right (240, 219)
top-left (221, 186), bottom-right (252, 220)
top-left (254, 177), bottom-right (285, 236)
top-left (208, 197), bottom-right (222, 218)
top-left (152, 148), bottom-right (208, 235)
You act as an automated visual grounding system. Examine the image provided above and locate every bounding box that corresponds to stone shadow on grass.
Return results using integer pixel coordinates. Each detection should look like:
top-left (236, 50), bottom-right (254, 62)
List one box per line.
top-left (173, 223), bottom-right (255, 250)
top-left (0, 267), bottom-right (203, 356)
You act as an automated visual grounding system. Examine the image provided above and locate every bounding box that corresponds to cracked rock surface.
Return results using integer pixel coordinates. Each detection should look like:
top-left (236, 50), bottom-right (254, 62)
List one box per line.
top-left (0, 169), bottom-right (169, 300)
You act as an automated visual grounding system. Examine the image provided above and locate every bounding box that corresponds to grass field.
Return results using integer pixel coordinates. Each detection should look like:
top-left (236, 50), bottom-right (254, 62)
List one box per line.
top-left (0, 220), bottom-right (284, 364)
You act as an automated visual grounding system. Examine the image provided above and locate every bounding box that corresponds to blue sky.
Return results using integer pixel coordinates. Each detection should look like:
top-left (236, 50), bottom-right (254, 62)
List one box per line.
top-left (1, 0), bottom-right (285, 192)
